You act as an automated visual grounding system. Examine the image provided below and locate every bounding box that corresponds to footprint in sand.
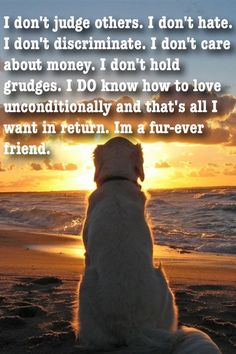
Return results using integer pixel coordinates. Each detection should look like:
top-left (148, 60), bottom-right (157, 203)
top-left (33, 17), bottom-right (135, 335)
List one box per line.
top-left (14, 276), bottom-right (63, 289)
top-left (9, 304), bottom-right (47, 318)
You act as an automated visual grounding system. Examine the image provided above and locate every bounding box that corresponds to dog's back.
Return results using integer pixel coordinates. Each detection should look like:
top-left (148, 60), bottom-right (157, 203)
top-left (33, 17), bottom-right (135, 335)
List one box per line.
top-left (75, 137), bottom-right (221, 354)
top-left (78, 180), bottom-right (177, 351)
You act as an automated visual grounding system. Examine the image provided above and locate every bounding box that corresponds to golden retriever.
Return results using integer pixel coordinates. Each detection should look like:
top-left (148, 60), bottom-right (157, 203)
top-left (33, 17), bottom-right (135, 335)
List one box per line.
top-left (75, 137), bottom-right (221, 354)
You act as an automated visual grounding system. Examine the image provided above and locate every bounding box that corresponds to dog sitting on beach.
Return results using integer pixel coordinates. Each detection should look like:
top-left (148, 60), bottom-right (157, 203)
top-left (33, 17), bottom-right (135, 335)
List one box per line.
top-left (75, 137), bottom-right (221, 354)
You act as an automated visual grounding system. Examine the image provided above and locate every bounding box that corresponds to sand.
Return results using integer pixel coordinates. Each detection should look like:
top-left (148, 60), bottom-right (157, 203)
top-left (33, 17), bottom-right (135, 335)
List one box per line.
top-left (0, 227), bottom-right (235, 354)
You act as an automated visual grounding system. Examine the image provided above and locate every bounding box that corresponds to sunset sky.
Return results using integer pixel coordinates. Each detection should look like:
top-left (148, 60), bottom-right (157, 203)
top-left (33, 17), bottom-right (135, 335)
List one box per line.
top-left (0, 0), bottom-right (236, 192)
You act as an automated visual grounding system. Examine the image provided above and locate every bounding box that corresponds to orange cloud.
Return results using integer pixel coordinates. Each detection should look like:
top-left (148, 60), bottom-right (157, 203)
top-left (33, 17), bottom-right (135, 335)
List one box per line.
top-left (65, 163), bottom-right (78, 171)
top-left (52, 162), bottom-right (64, 171)
top-left (224, 164), bottom-right (236, 175)
top-left (189, 166), bottom-right (220, 178)
top-left (31, 163), bottom-right (43, 171)
top-left (43, 159), bottom-right (78, 171)
top-left (0, 161), bottom-right (6, 172)
top-left (155, 161), bottom-right (171, 168)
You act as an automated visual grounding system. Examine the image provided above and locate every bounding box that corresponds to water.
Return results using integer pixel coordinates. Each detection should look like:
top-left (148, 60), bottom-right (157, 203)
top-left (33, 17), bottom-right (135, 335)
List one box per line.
top-left (148, 188), bottom-right (236, 255)
top-left (0, 187), bottom-right (235, 255)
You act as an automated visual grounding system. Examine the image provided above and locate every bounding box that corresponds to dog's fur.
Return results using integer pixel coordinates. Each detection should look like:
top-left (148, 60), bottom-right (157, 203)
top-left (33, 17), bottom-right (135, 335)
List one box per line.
top-left (75, 137), bottom-right (221, 353)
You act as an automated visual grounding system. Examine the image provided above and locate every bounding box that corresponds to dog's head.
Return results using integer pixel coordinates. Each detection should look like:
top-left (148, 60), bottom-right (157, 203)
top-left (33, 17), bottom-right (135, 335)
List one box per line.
top-left (93, 137), bottom-right (144, 186)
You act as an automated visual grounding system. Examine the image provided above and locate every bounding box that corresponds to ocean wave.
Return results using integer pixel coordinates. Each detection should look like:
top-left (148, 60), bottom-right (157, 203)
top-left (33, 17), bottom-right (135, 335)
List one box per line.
top-left (196, 243), bottom-right (236, 254)
top-left (194, 189), bottom-right (236, 200)
top-left (206, 202), bottom-right (236, 212)
top-left (0, 188), bottom-right (235, 255)
top-left (148, 198), bottom-right (173, 208)
top-left (0, 205), bottom-right (84, 234)
top-left (152, 198), bottom-right (173, 206)
top-left (154, 233), bottom-right (236, 255)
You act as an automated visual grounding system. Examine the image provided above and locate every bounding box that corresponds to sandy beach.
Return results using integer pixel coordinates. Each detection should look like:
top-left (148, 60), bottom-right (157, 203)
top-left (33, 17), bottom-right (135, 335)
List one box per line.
top-left (0, 228), bottom-right (235, 354)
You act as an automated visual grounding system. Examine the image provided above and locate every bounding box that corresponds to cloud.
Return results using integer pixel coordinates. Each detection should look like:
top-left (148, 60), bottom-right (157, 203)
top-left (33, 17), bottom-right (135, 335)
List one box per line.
top-left (208, 163), bottom-right (218, 167)
top-left (155, 161), bottom-right (171, 168)
top-left (0, 161), bottom-right (15, 172)
top-left (223, 164), bottom-right (236, 175)
top-left (220, 112), bottom-right (236, 146)
top-left (52, 163), bottom-right (64, 171)
top-left (1, 89), bottom-right (236, 146)
top-left (44, 158), bottom-right (53, 170)
top-left (43, 159), bottom-right (77, 171)
top-left (189, 166), bottom-right (219, 177)
top-left (151, 86), bottom-right (236, 118)
top-left (31, 163), bottom-right (43, 171)
top-left (0, 161), bottom-right (6, 172)
top-left (65, 163), bottom-right (77, 171)
top-left (222, 113), bottom-right (236, 127)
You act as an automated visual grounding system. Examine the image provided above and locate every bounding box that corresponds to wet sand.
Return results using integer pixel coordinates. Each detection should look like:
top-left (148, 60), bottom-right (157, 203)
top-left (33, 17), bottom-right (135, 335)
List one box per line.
top-left (0, 228), bottom-right (235, 353)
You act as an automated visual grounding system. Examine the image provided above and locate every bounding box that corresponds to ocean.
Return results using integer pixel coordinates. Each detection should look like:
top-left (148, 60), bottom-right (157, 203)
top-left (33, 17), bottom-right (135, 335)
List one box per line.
top-left (0, 187), bottom-right (235, 255)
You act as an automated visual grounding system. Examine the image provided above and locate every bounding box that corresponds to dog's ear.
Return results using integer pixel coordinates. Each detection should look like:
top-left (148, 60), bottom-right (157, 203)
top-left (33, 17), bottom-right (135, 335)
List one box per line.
top-left (135, 144), bottom-right (145, 181)
top-left (93, 145), bottom-right (103, 183)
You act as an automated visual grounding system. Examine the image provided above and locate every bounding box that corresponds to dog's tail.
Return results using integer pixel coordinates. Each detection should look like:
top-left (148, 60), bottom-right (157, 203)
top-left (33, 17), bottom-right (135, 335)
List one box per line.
top-left (169, 326), bottom-right (221, 354)
top-left (125, 328), bottom-right (176, 354)
top-left (124, 326), bottom-right (221, 354)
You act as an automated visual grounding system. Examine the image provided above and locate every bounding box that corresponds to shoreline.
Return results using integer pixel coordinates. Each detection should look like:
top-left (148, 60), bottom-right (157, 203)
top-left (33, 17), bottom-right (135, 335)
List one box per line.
top-left (0, 227), bottom-right (235, 353)
top-left (0, 227), bottom-right (235, 284)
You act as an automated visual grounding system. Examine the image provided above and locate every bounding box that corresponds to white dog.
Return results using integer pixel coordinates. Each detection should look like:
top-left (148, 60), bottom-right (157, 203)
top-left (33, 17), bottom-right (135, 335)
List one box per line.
top-left (75, 137), bottom-right (221, 354)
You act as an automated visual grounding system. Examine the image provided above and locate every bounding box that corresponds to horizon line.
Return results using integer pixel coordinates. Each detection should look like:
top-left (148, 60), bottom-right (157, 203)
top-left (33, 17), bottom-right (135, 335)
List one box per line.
top-left (0, 184), bottom-right (236, 194)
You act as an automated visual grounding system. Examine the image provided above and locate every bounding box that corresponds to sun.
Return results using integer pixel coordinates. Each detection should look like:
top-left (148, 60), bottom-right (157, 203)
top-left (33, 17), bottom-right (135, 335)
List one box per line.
top-left (2, 138), bottom-right (234, 193)
top-left (77, 168), bottom-right (95, 190)
top-left (47, 141), bottom-right (171, 191)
